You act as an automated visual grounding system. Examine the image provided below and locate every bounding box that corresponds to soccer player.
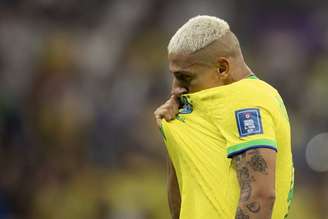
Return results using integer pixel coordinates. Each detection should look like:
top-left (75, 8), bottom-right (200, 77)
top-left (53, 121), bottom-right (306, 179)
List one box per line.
top-left (154, 16), bottom-right (294, 219)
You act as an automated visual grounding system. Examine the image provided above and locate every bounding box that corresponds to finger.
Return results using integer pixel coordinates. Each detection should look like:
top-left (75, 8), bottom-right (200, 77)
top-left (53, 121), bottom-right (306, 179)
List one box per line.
top-left (171, 87), bottom-right (188, 97)
top-left (154, 109), bottom-right (161, 119)
top-left (157, 107), bottom-right (172, 120)
top-left (164, 113), bottom-right (174, 121)
top-left (165, 98), bottom-right (179, 114)
top-left (155, 115), bottom-right (162, 127)
top-left (167, 96), bottom-right (180, 108)
top-left (154, 107), bottom-right (165, 119)
top-left (171, 99), bottom-right (180, 114)
top-left (167, 108), bottom-right (175, 120)
top-left (159, 107), bottom-right (171, 121)
top-left (171, 100), bottom-right (179, 112)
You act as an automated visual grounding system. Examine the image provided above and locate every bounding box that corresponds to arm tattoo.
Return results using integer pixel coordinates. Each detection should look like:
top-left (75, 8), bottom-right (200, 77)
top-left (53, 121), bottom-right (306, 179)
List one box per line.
top-left (246, 201), bottom-right (261, 213)
top-left (233, 149), bottom-right (276, 218)
top-left (239, 167), bottom-right (252, 202)
top-left (247, 149), bottom-right (268, 174)
top-left (236, 207), bottom-right (250, 219)
top-left (234, 154), bottom-right (254, 202)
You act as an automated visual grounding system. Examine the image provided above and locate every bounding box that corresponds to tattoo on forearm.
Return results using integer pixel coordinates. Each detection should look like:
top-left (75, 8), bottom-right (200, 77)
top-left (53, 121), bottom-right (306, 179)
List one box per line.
top-left (240, 180), bottom-right (252, 202)
top-left (235, 156), bottom-right (254, 202)
top-left (246, 201), bottom-right (261, 213)
top-left (247, 149), bottom-right (268, 174)
top-left (236, 207), bottom-right (250, 219)
top-left (234, 152), bottom-right (246, 165)
top-left (239, 166), bottom-right (250, 179)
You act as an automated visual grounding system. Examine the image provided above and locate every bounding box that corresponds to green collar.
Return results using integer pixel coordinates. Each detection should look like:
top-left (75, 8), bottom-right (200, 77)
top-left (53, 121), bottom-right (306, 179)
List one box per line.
top-left (247, 74), bottom-right (258, 79)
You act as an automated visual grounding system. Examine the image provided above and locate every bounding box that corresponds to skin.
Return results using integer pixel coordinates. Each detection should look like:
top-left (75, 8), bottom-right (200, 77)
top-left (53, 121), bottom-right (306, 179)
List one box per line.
top-left (154, 30), bottom-right (276, 219)
top-left (167, 160), bottom-right (181, 219)
top-left (154, 86), bottom-right (187, 127)
top-left (233, 149), bottom-right (276, 219)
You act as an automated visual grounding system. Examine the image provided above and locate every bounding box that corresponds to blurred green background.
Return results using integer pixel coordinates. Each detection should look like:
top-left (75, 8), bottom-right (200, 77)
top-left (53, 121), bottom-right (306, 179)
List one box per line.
top-left (0, 0), bottom-right (327, 218)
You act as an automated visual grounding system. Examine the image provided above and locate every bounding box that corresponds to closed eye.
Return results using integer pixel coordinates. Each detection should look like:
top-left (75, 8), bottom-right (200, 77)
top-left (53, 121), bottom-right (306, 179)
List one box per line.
top-left (176, 75), bottom-right (191, 82)
top-left (174, 72), bottom-right (193, 83)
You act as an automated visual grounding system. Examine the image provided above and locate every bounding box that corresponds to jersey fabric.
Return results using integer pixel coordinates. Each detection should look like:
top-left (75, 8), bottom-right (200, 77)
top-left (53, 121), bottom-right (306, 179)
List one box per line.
top-left (160, 75), bottom-right (294, 219)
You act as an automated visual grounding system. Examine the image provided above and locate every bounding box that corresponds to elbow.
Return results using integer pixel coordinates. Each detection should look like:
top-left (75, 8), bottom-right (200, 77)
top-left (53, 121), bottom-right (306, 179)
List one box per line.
top-left (253, 189), bottom-right (276, 204)
top-left (263, 193), bottom-right (276, 205)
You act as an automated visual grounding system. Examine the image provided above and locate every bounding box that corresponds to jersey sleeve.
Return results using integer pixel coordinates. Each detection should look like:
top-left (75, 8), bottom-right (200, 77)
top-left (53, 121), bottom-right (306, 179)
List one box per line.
top-left (215, 92), bottom-right (278, 158)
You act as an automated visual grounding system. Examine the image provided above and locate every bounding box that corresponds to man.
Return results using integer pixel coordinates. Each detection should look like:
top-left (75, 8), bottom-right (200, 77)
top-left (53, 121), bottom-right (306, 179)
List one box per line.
top-left (154, 16), bottom-right (294, 219)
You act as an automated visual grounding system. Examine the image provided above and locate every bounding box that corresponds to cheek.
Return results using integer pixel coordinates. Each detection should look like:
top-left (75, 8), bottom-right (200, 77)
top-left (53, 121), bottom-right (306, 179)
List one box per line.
top-left (190, 72), bottom-right (219, 91)
top-left (196, 72), bottom-right (218, 85)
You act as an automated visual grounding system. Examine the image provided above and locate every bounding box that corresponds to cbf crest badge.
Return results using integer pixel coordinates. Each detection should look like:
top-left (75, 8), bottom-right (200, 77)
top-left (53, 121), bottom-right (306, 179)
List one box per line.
top-left (235, 108), bottom-right (263, 137)
top-left (179, 96), bottom-right (193, 114)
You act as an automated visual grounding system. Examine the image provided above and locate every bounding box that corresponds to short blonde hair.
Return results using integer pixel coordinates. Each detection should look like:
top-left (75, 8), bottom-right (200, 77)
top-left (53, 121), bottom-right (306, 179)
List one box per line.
top-left (168, 15), bottom-right (230, 54)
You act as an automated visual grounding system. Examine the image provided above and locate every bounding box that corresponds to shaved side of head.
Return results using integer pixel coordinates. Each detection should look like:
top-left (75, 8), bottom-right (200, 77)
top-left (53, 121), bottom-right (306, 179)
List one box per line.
top-left (190, 31), bottom-right (243, 66)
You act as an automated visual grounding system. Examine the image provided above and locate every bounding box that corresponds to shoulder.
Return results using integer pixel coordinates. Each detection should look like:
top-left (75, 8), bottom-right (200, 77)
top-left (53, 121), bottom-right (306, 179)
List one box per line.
top-left (228, 78), bottom-right (280, 109)
top-left (237, 78), bottom-right (278, 97)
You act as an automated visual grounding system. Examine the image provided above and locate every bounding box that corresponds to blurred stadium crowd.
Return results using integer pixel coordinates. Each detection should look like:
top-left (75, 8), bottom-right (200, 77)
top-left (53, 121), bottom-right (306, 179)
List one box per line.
top-left (0, 0), bottom-right (327, 219)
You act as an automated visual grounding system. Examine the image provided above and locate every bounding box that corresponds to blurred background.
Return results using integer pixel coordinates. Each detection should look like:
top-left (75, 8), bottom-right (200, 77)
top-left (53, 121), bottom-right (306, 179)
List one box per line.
top-left (0, 0), bottom-right (327, 218)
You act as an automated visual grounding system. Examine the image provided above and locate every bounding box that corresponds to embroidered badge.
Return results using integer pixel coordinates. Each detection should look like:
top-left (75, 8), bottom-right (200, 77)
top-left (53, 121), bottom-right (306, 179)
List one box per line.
top-left (179, 96), bottom-right (193, 114)
top-left (235, 108), bottom-right (263, 137)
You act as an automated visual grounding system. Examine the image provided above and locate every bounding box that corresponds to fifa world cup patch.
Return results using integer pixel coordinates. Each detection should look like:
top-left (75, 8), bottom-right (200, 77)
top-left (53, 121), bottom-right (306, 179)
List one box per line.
top-left (235, 108), bottom-right (263, 137)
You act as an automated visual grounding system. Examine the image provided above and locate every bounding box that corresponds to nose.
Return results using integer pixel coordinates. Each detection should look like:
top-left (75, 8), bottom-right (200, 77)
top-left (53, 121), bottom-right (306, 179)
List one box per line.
top-left (173, 78), bottom-right (189, 90)
top-left (171, 87), bottom-right (188, 97)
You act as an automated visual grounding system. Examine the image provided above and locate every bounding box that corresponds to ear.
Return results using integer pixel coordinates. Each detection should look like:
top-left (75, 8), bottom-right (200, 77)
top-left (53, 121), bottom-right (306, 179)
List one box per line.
top-left (216, 57), bottom-right (230, 80)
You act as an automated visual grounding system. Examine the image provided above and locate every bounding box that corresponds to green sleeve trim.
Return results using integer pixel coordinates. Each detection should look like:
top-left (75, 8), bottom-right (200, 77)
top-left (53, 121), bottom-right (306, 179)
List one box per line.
top-left (227, 139), bottom-right (277, 157)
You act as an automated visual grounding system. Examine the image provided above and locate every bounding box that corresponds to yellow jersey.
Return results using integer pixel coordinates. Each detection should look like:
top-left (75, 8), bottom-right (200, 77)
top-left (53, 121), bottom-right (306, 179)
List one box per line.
top-left (160, 75), bottom-right (294, 219)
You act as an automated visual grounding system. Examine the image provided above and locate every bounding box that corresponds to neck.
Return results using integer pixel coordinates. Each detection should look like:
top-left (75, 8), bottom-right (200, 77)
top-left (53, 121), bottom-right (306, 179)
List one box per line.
top-left (231, 61), bottom-right (252, 82)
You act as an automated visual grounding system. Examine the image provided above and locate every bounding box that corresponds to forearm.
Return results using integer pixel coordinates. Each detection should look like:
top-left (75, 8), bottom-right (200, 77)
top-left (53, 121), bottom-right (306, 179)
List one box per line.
top-left (168, 161), bottom-right (181, 219)
top-left (236, 195), bottom-right (275, 219)
top-left (168, 186), bottom-right (181, 219)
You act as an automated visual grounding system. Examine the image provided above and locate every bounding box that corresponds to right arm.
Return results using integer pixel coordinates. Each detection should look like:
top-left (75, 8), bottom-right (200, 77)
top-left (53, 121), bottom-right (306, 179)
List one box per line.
top-left (168, 160), bottom-right (181, 219)
top-left (154, 103), bottom-right (181, 218)
top-left (154, 79), bottom-right (185, 218)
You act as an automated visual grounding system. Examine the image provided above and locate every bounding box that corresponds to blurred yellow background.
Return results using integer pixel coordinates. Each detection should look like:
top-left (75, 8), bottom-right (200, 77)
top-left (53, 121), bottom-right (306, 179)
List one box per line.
top-left (0, 0), bottom-right (328, 219)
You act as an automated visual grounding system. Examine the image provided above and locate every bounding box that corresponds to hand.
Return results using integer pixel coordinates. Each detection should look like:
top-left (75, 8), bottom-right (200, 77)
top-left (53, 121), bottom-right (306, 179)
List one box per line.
top-left (154, 87), bottom-right (187, 127)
